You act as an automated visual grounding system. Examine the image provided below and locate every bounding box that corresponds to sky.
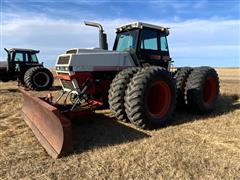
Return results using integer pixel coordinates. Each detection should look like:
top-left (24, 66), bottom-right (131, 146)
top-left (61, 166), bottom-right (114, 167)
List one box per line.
top-left (0, 0), bottom-right (239, 67)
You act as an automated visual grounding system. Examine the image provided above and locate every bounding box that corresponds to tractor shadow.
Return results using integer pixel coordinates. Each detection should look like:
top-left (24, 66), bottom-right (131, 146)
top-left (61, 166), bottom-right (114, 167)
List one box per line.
top-left (168, 94), bottom-right (240, 127)
top-left (0, 88), bottom-right (19, 94)
top-left (71, 112), bottom-right (150, 154)
top-left (32, 85), bottom-right (62, 91)
top-left (49, 85), bottom-right (62, 91)
top-left (0, 85), bottom-right (61, 93)
top-left (71, 94), bottom-right (239, 154)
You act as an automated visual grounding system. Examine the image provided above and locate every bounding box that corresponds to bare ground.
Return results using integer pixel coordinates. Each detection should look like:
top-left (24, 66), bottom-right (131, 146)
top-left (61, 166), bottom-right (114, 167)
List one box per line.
top-left (0, 68), bottom-right (239, 179)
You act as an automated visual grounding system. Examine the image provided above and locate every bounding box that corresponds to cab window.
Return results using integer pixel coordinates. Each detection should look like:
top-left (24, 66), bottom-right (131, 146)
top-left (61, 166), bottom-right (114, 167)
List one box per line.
top-left (160, 34), bottom-right (168, 51)
top-left (14, 53), bottom-right (24, 62)
top-left (31, 54), bottom-right (38, 63)
top-left (140, 29), bottom-right (158, 50)
top-left (116, 30), bottom-right (138, 51)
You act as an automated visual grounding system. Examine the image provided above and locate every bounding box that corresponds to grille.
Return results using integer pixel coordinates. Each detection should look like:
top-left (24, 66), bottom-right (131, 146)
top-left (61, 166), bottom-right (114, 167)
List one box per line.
top-left (57, 56), bottom-right (70, 64)
top-left (61, 80), bottom-right (75, 90)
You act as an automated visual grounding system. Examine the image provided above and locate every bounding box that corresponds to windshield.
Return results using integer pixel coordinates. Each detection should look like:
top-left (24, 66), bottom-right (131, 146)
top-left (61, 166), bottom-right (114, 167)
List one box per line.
top-left (115, 30), bottom-right (138, 51)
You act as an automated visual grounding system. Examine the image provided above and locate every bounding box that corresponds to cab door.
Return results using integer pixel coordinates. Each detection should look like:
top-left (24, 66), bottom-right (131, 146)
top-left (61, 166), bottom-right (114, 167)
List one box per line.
top-left (137, 29), bottom-right (169, 69)
top-left (159, 32), bottom-right (171, 69)
top-left (12, 52), bottom-right (26, 74)
top-left (25, 52), bottom-right (41, 70)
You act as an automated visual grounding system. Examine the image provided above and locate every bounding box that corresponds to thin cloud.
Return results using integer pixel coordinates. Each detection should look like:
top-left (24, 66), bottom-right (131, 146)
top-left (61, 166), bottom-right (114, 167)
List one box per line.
top-left (193, 0), bottom-right (208, 9)
top-left (1, 14), bottom-right (239, 67)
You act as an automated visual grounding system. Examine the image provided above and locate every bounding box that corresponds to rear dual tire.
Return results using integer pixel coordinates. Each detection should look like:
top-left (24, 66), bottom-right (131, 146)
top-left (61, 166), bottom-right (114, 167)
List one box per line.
top-left (185, 66), bottom-right (220, 113)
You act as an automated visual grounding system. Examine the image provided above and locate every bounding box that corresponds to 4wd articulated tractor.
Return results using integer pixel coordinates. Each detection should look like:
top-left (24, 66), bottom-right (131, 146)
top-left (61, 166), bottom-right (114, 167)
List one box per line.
top-left (20, 21), bottom-right (220, 158)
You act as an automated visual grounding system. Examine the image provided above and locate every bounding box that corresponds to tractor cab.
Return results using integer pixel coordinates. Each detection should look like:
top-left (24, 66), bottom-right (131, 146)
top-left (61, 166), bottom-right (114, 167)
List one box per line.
top-left (113, 22), bottom-right (171, 69)
top-left (4, 48), bottom-right (42, 74)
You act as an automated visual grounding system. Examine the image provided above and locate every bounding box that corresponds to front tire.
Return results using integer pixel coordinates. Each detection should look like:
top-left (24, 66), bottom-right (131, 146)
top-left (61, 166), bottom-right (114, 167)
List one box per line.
top-left (24, 67), bottom-right (53, 91)
top-left (108, 67), bottom-right (139, 122)
top-left (125, 66), bottom-right (176, 129)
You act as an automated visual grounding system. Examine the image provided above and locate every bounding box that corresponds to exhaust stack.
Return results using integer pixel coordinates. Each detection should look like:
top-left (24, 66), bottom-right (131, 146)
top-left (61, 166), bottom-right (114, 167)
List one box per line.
top-left (84, 21), bottom-right (108, 50)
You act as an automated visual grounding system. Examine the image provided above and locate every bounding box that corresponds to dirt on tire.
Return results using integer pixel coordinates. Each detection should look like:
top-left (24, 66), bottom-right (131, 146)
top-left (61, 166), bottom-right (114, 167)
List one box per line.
top-left (174, 67), bottom-right (193, 109)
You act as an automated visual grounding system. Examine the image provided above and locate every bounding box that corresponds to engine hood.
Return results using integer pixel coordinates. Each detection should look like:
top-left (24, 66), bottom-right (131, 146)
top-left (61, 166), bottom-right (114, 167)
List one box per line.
top-left (55, 50), bottom-right (135, 72)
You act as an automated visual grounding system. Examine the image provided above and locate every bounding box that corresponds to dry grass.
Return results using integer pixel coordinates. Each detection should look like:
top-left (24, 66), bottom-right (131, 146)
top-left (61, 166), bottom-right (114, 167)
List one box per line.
top-left (0, 68), bottom-right (239, 179)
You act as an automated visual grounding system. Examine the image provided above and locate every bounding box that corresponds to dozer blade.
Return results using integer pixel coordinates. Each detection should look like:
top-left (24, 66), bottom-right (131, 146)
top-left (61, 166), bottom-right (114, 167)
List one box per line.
top-left (20, 89), bottom-right (73, 158)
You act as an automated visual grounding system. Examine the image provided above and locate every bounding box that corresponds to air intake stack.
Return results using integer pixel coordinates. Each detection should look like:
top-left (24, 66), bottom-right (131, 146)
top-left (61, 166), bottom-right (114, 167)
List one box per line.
top-left (84, 21), bottom-right (108, 50)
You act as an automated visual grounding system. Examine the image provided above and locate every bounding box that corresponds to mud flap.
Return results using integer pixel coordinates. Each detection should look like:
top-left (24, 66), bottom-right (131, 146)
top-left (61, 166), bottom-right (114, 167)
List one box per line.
top-left (20, 89), bottom-right (73, 158)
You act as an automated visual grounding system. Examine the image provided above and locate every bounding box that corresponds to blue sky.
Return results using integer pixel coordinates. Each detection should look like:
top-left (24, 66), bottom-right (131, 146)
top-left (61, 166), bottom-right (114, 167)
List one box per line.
top-left (0, 0), bottom-right (239, 67)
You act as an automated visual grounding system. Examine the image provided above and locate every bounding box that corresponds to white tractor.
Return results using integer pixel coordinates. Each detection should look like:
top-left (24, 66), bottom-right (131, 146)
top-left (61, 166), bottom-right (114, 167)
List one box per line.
top-left (20, 21), bottom-right (220, 158)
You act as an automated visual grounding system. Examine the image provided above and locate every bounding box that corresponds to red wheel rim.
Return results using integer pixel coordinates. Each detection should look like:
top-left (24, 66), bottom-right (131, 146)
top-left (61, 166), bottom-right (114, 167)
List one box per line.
top-left (146, 80), bottom-right (171, 118)
top-left (203, 77), bottom-right (217, 104)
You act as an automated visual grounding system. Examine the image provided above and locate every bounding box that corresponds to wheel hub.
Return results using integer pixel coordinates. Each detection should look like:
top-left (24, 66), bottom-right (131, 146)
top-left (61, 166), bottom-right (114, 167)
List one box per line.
top-left (146, 80), bottom-right (171, 118)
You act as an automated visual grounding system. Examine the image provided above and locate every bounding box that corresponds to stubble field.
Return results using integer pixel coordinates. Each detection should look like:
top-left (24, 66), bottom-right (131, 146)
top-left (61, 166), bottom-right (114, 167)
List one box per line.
top-left (0, 68), bottom-right (239, 179)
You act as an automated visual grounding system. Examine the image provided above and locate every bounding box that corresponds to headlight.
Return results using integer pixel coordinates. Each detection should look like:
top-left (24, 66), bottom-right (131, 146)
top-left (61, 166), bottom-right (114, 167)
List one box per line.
top-left (55, 66), bottom-right (72, 71)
